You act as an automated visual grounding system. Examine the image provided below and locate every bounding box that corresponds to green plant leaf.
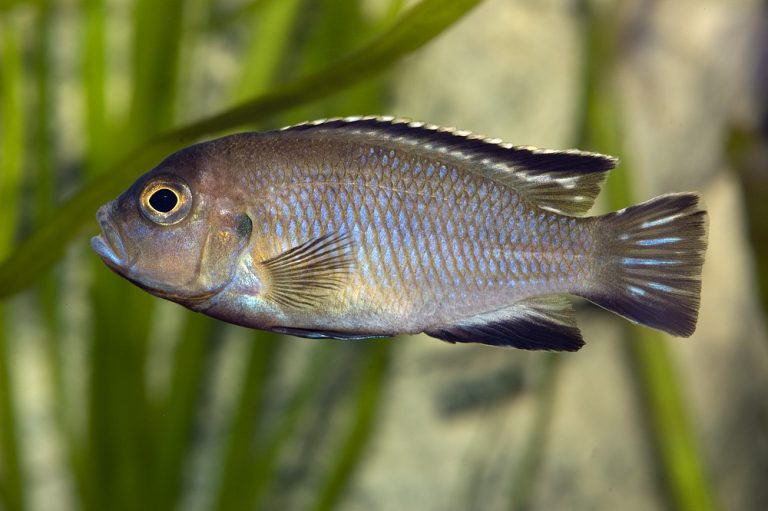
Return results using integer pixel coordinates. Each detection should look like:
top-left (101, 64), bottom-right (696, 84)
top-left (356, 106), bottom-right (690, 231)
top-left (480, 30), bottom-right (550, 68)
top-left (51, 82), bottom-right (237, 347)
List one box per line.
top-left (307, 341), bottom-right (390, 511)
top-left (0, 17), bottom-right (26, 511)
top-left (211, 335), bottom-right (282, 511)
top-left (0, 0), bottom-right (483, 299)
top-left (127, 0), bottom-right (186, 142)
top-left (0, 0), bottom-right (39, 13)
top-left (149, 314), bottom-right (219, 511)
top-left (232, 0), bottom-right (305, 100)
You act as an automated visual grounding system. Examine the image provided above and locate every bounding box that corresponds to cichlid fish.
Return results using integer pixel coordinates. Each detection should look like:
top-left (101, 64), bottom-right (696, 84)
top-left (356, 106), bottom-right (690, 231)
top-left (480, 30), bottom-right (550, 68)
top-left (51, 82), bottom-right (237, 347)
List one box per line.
top-left (92, 117), bottom-right (707, 351)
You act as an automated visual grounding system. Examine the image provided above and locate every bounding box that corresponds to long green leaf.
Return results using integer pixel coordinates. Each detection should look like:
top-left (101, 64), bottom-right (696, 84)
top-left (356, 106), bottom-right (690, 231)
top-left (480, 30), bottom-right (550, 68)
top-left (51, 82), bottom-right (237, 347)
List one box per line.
top-left (0, 19), bottom-right (23, 259)
top-left (308, 342), bottom-right (391, 511)
top-left (242, 344), bottom-right (338, 509)
top-left (127, 0), bottom-right (186, 141)
top-left (0, 308), bottom-right (23, 511)
top-left (35, 3), bottom-right (84, 510)
top-left (0, 16), bottom-right (26, 511)
top-left (82, 0), bottom-right (108, 174)
top-left (0, 0), bottom-right (39, 12)
top-left (233, 0), bottom-right (305, 100)
top-left (0, 0), bottom-right (484, 299)
top-left (288, 0), bottom-right (377, 121)
top-left (33, 0), bottom-right (55, 220)
top-left (727, 127), bottom-right (768, 329)
top-left (211, 335), bottom-right (281, 511)
top-left (150, 314), bottom-right (218, 511)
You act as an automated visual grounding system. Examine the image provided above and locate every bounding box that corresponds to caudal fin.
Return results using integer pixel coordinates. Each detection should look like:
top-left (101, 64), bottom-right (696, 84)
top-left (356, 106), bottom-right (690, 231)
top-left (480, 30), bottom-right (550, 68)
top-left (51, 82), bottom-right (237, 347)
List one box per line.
top-left (582, 193), bottom-right (707, 337)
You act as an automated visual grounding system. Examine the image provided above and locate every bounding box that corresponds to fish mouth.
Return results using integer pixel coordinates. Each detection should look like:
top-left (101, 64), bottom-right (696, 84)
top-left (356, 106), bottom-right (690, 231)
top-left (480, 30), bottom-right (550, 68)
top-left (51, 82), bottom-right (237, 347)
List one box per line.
top-left (91, 206), bottom-right (131, 269)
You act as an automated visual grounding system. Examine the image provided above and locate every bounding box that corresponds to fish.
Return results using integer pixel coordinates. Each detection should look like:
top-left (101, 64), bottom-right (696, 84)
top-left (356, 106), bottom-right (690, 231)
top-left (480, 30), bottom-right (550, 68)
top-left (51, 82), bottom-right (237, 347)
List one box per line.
top-left (91, 116), bottom-right (708, 351)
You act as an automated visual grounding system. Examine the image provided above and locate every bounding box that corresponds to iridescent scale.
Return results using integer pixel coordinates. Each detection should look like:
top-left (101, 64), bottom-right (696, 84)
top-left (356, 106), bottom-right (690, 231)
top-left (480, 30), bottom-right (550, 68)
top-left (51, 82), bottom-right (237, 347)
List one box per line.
top-left (247, 141), bottom-right (595, 325)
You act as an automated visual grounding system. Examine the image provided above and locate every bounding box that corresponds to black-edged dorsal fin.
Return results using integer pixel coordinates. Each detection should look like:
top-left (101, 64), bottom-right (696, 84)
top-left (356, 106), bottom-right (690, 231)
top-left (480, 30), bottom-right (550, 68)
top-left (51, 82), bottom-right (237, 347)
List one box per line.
top-left (280, 116), bottom-right (617, 215)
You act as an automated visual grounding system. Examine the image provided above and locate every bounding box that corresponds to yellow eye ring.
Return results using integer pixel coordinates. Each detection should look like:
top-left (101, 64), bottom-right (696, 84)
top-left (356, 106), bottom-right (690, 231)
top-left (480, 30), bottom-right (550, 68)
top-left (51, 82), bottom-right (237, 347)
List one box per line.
top-left (140, 176), bottom-right (192, 225)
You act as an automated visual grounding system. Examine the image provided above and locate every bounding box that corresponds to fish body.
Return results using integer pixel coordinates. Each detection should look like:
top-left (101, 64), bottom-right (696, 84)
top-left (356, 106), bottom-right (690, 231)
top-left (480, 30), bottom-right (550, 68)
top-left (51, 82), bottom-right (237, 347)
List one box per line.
top-left (92, 117), bottom-right (707, 350)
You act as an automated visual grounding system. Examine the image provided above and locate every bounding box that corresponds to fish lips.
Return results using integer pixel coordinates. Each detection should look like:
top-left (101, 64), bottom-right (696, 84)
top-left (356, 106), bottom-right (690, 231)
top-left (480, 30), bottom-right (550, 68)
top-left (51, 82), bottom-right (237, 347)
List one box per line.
top-left (91, 205), bottom-right (133, 270)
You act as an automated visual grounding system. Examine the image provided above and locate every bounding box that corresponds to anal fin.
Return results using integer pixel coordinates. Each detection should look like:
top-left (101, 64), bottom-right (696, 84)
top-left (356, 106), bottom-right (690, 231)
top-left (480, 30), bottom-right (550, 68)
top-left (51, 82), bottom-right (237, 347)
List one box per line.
top-left (425, 296), bottom-right (584, 351)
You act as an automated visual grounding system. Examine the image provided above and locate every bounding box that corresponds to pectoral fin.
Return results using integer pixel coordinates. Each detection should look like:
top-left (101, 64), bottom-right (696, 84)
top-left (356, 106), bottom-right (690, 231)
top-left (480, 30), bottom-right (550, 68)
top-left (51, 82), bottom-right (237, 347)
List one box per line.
top-left (425, 295), bottom-right (584, 351)
top-left (260, 232), bottom-right (354, 308)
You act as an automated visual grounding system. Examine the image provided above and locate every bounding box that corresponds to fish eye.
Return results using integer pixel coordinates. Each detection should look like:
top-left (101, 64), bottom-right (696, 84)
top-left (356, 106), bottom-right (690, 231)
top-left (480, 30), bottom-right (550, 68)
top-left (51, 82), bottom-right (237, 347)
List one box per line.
top-left (140, 176), bottom-right (192, 225)
top-left (149, 188), bottom-right (178, 213)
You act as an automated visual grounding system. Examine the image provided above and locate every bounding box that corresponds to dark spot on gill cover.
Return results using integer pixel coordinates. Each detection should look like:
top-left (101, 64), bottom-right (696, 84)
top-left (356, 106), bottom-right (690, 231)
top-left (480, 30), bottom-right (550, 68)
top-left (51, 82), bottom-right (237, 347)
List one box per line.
top-left (236, 213), bottom-right (253, 239)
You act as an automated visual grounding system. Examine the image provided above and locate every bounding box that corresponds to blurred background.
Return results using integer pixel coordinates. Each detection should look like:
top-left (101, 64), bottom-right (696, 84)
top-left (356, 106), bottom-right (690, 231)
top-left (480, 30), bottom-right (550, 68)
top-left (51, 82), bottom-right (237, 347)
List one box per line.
top-left (1, 0), bottom-right (767, 510)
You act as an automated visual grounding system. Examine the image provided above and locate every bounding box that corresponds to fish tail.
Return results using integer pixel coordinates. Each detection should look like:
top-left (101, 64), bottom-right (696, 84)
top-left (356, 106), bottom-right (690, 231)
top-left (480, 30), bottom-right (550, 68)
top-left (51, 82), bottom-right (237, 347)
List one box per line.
top-left (582, 193), bottom-right (708, 337)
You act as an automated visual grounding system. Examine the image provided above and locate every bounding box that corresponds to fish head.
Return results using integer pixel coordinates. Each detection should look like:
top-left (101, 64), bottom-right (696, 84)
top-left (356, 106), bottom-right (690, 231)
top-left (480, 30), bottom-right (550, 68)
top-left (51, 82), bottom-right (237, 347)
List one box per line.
top-left (91, 147), bottom-right (253, 309)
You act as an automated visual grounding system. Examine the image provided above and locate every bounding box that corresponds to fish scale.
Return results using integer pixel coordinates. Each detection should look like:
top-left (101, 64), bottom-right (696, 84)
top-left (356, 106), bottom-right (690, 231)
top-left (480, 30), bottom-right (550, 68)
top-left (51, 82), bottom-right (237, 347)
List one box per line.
top-left (92, 116), bottom-right (707, 350)
top-left (250, 143), bottom-right (593, 328)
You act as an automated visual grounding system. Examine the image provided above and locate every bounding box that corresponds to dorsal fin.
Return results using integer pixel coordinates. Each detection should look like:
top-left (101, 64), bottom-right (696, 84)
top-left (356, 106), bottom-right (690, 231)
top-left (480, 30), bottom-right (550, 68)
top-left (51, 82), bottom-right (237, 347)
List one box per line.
top-left (280, 116), bottom-right (617, 215)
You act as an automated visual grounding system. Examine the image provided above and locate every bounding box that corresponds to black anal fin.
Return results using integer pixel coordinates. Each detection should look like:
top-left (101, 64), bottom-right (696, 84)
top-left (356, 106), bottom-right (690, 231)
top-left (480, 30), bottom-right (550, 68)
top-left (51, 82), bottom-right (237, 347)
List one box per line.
top-left (260, 232), bottom-right (354, 308)
top-left (425, 296), bottom-right (584, 351)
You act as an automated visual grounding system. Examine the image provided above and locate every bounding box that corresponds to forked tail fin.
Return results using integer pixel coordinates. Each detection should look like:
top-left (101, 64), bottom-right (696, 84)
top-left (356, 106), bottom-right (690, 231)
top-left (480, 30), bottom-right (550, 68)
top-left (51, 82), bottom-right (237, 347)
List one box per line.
top-left (581, 193), bottom-right (708, 336)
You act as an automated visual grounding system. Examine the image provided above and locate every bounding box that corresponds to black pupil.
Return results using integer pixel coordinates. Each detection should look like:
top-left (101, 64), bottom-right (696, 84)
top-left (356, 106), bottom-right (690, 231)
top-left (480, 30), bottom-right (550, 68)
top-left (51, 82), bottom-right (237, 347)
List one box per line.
top-left (149, 188), bottom-right (178, 213)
